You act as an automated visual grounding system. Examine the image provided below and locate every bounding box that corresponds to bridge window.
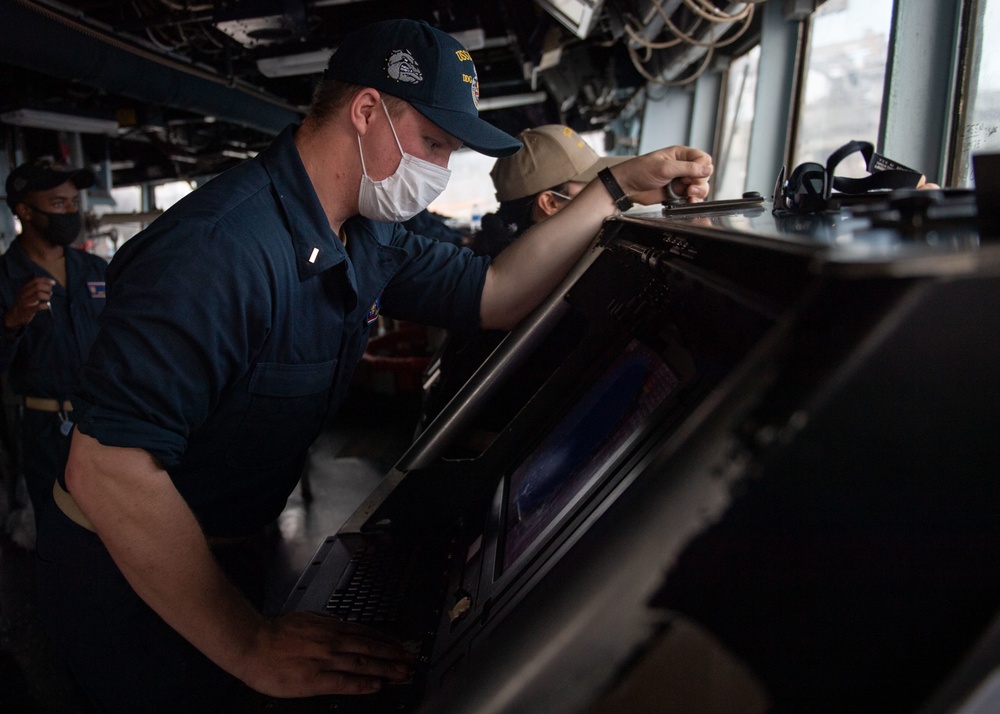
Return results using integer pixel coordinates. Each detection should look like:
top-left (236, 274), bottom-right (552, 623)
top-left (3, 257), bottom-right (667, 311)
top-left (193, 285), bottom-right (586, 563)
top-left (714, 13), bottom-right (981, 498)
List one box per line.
top-left (154, 180), bottom-right (195, 211)
top-left (956, 0), bottom-right (1000, 186)
top-left (793, 0), bottom-right (895, 175)
top-left (715, 45), bottom-right (761, 200)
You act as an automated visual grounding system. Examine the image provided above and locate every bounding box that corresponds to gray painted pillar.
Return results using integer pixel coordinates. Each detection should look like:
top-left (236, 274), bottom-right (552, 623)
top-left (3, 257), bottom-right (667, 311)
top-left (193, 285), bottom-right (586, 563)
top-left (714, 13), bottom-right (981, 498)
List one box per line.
top-left (745, 0), bottom-right (802, 197)
top-left (638, 88), bottom-right (694, 155)
top-left (689, 71), bottom-right (723, 155)
top-left (67, 132), bottom-right (90, 215)
top-left (1, 133), bottom-right (20, 251)
top-left (0, 166), bottom-right (15, 251)
top-left (879, 0), bottom-right (964, 185)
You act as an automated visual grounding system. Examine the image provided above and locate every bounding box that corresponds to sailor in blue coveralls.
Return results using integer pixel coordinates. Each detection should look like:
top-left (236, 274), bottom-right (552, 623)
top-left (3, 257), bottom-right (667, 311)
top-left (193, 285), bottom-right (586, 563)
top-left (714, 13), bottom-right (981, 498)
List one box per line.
top-left (0, 161), bottom-right (104, 525)
top-left (35, 18), bottom-right (714, 712)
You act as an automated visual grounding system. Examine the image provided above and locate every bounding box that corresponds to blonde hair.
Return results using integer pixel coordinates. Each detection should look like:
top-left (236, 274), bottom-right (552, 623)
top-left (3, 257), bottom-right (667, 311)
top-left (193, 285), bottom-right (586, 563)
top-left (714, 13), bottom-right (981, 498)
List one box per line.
top-left (309, 79), bottom-right (407, 124)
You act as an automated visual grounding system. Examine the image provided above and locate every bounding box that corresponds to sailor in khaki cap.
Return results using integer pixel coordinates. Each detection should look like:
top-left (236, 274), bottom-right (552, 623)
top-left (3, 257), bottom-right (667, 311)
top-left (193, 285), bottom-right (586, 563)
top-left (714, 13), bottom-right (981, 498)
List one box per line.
top-left (422, 125), bottom-right (698, 429)
top-left (478, 124), bottom-right (631, 254)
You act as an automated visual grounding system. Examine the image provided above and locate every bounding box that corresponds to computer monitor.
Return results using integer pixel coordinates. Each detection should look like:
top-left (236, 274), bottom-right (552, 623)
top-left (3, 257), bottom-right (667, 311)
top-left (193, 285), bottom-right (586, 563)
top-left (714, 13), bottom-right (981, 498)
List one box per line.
top-left (500, 339), bottom-right (680, 572)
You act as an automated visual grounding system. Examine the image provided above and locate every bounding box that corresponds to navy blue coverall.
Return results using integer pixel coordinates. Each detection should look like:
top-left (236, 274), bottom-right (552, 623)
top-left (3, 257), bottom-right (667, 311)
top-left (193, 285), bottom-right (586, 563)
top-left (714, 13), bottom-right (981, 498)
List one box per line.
top-left (0, 240), bottom-right (106, 517)
top-left (36, 124), bottom-right (491, 712)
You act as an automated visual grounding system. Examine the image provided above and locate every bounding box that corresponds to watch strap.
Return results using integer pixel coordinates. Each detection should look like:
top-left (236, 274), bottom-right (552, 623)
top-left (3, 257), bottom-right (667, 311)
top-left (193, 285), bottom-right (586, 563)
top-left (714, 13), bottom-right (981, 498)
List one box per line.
top-left (597, 167), bottom-right (633, 212)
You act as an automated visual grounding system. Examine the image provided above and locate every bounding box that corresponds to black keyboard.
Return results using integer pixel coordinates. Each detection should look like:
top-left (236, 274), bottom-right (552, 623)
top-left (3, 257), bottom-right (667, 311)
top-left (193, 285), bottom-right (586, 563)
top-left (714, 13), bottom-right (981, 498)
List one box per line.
top-left (325, 540), bottom-right (422, 627)
top-left (258, 537), bottom-right (448, 713)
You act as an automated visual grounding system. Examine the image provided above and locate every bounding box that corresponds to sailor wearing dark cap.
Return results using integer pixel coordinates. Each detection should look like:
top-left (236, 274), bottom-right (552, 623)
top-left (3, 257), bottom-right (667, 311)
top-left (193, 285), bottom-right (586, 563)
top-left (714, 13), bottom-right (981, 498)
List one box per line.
top-left (36, 18), bottom-right (713, 712)
top-left (1, 160), bottom-right (105, 533)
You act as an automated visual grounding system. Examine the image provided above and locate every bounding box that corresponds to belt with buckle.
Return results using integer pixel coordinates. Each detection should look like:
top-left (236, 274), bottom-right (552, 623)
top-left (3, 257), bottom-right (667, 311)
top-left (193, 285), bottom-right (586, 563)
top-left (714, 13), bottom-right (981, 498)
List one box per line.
top-left (24, 396), bottom-right (73, 413)
top-left (52, 481), bottom-right (95, 532)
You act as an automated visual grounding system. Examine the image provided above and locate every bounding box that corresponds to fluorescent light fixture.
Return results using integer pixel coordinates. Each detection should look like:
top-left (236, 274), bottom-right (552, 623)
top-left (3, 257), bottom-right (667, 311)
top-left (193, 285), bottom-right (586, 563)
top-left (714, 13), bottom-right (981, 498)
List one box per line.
top-left (221, 149), bottom-right (259, 160)
top-left (477, 91), bottom-right (547, 111)
top-left (450, 28), bottom-right (485, 51)
top-left (535, 0), bottom-right (605, 39)
top-left (482, 34), bottom-right (515, 50)
top-left (96, 211), bottom-right (164, 226)
top-left (258, 29), bottom-right (488, 78)
top-left (257, 49), bottom-right (334, 78)
top-left (1, 108), bottom-right (119, 135)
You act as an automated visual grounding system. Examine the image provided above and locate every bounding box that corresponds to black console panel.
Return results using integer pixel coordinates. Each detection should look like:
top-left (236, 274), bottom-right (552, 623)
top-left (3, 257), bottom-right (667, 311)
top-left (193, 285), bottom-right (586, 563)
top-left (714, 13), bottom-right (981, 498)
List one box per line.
top-left (281, 195), bottom-right (1000, 714)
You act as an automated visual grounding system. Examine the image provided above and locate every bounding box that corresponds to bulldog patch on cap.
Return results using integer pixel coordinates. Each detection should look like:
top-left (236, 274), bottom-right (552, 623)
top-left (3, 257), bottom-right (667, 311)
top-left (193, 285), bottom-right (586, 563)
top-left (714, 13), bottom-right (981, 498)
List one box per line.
top-left (386, 49), bottom-right (423, 84)
top-left (324, 19), bottom-right (521, 158)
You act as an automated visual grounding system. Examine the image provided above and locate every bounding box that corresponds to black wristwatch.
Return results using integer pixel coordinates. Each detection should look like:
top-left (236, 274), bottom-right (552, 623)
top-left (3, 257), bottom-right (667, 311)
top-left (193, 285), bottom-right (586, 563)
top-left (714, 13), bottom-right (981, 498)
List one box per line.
top-left (597, 167), bottom-right (634, 212)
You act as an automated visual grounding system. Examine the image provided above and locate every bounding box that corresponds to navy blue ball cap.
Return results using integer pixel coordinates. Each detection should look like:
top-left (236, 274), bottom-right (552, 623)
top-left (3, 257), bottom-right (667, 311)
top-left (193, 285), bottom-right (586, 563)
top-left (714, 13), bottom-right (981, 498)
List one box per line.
top-left (325, 19), bottom-right (522, 158)
top-left (5, 159), bottom-right (96, 211)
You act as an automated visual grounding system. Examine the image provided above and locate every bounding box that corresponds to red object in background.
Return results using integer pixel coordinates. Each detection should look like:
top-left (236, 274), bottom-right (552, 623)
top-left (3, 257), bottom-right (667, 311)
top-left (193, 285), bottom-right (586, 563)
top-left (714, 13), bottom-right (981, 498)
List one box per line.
top-left (357, 323), bottom-right (432, 394)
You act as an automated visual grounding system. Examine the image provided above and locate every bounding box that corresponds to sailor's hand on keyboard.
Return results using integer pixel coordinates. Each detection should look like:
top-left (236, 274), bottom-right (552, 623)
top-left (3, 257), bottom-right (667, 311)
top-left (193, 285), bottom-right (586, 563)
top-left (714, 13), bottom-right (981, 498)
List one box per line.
top-left (237, 611), bottom-right (417, 698)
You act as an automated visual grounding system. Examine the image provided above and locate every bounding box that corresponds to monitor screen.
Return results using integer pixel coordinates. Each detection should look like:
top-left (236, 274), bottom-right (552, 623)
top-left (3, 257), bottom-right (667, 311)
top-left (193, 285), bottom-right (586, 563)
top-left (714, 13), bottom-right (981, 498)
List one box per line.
top-left (501, 339), bottom-right (680, 571)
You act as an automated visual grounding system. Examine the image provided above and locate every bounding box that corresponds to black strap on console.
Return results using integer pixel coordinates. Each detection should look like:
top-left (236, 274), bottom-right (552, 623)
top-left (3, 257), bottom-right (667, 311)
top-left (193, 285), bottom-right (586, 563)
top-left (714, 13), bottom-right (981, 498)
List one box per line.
top-left (774, 140), bottom-right (923, 213)
top-left (827, 140), bottom-right (922, 194)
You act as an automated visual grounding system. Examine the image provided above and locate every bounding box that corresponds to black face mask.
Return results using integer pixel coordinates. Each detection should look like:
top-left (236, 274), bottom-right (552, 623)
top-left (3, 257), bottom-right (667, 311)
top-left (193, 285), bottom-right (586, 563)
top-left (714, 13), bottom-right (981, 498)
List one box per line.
top-left (27, 206), bottom-right (83, 247)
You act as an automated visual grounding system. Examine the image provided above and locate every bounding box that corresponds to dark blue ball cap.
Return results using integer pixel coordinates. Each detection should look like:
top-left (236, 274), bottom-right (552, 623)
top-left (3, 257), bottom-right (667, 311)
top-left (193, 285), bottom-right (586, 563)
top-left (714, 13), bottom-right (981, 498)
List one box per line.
top-left (325, 19), bottom-right (522, 158)
top-left (5, 160), bottom-right (96, 212)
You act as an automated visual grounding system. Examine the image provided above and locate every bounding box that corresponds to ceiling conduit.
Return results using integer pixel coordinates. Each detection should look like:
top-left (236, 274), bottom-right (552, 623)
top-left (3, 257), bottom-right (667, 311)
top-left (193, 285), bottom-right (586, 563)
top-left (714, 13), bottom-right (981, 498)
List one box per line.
top-left (0, 0), bottom-right (303, 135)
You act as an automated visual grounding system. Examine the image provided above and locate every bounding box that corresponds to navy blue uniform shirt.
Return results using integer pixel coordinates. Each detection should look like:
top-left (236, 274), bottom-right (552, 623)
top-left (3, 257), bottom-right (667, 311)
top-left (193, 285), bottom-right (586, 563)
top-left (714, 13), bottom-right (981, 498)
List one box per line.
top-left (0, 240), bottom-right (107, 401)
top-left (72, 125), bottom-right (490, 537)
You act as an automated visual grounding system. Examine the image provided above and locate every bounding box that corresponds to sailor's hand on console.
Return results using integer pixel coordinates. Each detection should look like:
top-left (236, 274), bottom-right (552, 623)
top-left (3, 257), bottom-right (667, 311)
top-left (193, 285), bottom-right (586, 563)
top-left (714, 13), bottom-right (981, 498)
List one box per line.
top-left (238, 611), bottom-right (416, 698)
top-left (614, 146), bottom-right (713, 205)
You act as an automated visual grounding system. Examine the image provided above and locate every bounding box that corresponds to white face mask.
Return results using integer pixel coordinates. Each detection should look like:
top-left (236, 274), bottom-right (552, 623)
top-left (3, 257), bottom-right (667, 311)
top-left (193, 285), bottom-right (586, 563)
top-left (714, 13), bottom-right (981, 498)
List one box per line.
top-left (357, 101), bottom-right (452, 223)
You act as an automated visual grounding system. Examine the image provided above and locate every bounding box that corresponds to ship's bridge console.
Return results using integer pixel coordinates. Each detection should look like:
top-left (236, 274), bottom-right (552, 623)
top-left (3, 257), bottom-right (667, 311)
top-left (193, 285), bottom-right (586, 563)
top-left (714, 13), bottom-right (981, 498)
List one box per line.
top-left (278, 189), bottom-right (1000, 714)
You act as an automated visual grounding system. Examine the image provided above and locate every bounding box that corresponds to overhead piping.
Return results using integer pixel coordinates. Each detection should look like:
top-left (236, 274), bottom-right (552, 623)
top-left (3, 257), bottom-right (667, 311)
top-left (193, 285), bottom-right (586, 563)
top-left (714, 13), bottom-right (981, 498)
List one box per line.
top-left (0, 0), bottom-right (302, 135)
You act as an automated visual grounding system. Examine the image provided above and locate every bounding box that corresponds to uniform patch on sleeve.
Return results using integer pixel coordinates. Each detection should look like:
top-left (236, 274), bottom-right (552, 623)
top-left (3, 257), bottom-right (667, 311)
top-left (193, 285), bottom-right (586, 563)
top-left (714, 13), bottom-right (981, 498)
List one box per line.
top-left (367, 293), bottom-right (382, 325)
top-left (87, 282), bottom-right (106, 298)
